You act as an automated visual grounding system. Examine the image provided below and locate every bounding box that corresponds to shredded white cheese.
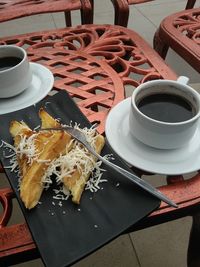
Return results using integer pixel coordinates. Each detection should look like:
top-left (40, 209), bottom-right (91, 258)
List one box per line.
top-left (41, 124), bottom-right (109, 193)
top-left (16, 133), bottom-right (41, 164)
top-left (1, 123), bottom-right (111, 204)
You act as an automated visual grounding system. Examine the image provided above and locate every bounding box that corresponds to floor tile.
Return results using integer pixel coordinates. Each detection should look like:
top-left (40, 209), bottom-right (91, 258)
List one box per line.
top-left (93, 10), bottom-right (115, 25)
top-left (0, 14), bottom-right (56, 38)
top-left (52, 0), bottom-right (114, 28)
top-left (52, 10), bottom-right (82, 28)
top-left (130, 217), bottom-right (192, 267)
top-left (127, 7), bottom-right (157, 45)
top-left (72, 234), bottom-right (140, 267)
top-left (13, 259), bottom-right (43, 267)
top-left (165, 49), bottom-right (200, 83)
top-left (134, 0), bottom-right (194, 9)
top-left (52, 9), bottom-right (115, 28)
top-left (12, 234), bottom-right (139, 267)
top-left (93, 0), bottom-right (114, 13)
top-left (135, 1), bottom-right (188, 27)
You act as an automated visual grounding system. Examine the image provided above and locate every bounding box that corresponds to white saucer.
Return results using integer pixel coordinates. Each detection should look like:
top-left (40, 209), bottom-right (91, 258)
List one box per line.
top-left (0, 62), bottom-right (54, 114)
top-left (105, 98), bottom-right (200, 175)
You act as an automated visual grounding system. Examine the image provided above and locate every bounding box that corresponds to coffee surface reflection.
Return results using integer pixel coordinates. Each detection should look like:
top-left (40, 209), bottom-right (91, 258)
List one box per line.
top-left (0, 56), bottom-right (22, 71)
top-left (137, 93), bottom-right (196, 123)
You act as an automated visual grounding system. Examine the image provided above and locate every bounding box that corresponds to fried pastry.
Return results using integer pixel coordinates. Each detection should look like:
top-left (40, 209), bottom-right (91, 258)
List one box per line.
top-left (9, 109), bottom-right (105, 208)
top-left (9, 112), bottom-right (71, 209)
top-left (60, 130), bottom-right (105, 204)
top-left (9, 120), bottom-right (33, 177)
top-left (38, 110), bottom-right (105, 204)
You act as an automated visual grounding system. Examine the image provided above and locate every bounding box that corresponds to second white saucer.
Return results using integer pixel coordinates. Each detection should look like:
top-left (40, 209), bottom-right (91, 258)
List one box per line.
top-left (105, 98), bottom-right (200, 175)
top-left (0, 62), bottom-right (54, 114)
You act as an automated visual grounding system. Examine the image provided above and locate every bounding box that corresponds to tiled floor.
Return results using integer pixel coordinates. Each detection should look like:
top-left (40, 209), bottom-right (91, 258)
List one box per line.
top-left (0, 0), bottom-right (200, 266)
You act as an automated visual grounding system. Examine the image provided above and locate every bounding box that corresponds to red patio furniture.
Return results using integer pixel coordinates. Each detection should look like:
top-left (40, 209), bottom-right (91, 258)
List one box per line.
top-left (154, 7), bottom-right (200, 73)
top-left (0, 0), bottom-right (93, 26)
top-left (0, 6), bottom-right (200, 267)
top-left (111, 0), bottom-right (197, 27)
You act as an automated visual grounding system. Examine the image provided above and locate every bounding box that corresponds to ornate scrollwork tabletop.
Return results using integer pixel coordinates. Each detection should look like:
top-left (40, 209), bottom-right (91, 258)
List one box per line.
top-left (0, 24), bottom-right (176, 134)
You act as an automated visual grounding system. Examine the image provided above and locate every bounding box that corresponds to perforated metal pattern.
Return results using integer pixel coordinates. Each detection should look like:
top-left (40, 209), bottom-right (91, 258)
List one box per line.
top-left (0, 24), bottom-right (176, 133)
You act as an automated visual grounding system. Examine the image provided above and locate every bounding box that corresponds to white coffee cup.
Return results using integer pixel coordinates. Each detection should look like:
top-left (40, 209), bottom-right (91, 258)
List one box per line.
top-left (129, 76), bottom-right (200, 149)
top-left (0, 45), bottom-right (32, 98)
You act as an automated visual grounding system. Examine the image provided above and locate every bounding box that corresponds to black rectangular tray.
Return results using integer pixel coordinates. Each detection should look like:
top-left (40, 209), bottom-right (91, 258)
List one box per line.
top-left (0, 90), bottom-right (159, 267)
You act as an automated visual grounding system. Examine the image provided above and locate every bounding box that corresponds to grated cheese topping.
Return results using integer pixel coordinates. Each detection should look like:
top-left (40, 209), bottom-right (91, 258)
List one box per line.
top-left (41, 124), bottom-right (108, 193)
top-left (16, 133), bottom-right (41, 164)
top-left (1, 123), bottom-right (110, 202)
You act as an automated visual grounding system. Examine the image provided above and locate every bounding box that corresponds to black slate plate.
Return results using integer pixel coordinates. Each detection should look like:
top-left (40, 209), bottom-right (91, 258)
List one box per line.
top-left (0, 90), bottom-right (160, 267)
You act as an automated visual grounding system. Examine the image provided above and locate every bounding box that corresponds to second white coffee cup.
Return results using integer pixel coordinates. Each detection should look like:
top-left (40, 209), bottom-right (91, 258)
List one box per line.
top-left (129, 76), bottom-right (200, 149)
top-left (0, 45), bottom-right (32, 98)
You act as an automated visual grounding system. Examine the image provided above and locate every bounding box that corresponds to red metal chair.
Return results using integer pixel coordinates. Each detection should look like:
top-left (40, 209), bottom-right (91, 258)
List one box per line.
top-left (111, 0), bottom-right (197, 27)
top-left (153, 7), bottom-right (200, 73)
top-left (0, 0), bottom-right (93, 27)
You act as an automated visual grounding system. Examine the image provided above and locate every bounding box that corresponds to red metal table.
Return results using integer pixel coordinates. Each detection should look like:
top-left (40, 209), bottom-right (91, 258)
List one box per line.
top-left (0, 24), bottom-right (199, 266)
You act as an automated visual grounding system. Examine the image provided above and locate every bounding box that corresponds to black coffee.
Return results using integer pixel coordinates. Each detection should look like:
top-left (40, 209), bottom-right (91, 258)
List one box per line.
top-left (137, 93), bottom-right (196, 123)
top-left (0, 56), bottom-right (22, 71)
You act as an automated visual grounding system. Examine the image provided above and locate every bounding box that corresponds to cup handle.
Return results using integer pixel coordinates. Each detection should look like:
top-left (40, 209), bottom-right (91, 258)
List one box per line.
top-left (177, 76), bottom-right (189, 85)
